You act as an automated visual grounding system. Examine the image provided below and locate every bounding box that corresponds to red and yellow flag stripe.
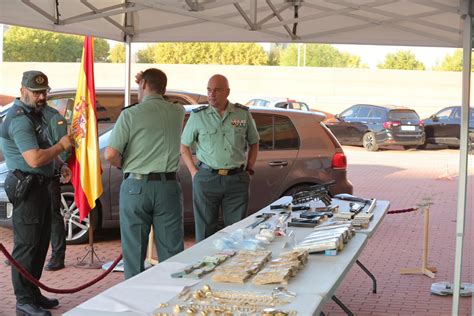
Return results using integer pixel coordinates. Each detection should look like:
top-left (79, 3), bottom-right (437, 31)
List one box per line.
top-left (69, 36), bottom-right (103, 221)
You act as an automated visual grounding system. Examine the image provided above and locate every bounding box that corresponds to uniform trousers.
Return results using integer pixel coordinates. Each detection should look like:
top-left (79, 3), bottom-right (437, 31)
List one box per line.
top-left (8, 176), bottom-right (52, 304)
top-left (119, 175), bottom-right (184, 279)
top-left (49, 177), bottom-right (66, 261)
top-left (192, 167), bottom-right (250, 242)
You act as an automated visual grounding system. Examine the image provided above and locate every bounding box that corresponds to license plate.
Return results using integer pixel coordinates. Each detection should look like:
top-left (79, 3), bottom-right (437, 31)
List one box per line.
top-left (401, 125), bottom-right (415, 131)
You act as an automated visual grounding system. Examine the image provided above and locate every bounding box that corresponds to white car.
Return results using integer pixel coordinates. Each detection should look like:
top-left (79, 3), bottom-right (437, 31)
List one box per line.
top-left (245, 98), bottom-right (311, 111)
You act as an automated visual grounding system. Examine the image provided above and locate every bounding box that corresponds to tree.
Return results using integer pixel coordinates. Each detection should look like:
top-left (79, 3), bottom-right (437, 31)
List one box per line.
top-left (377, 50), bottom-right (425, 70)
top-left (136, 44), bottom-right (155, 63)
top-left (279, 44), bottom-right (365, 68)
top-left (136, 42), bottom-right (268, 65)
top-left (268, 43), bottom-right (286, 66)
top-left (3, 26), bottom-right (109, 62)
top-left (432, 49), bottom-right (474, 71)
top-left (109, 43), bottom-right (125, 63)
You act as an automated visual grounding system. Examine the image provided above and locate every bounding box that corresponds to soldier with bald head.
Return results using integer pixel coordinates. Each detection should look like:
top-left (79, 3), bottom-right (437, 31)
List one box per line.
top-left (181, 74), bottom-right (259, 242)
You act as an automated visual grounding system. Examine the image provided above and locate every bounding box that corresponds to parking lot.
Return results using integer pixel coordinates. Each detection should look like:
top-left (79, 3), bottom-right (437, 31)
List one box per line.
top-left (0, 145), bottom-right (473, 315)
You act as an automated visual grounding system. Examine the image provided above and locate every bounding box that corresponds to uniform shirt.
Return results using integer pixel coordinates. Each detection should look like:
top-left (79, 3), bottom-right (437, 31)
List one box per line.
top-left (42, 105), bottom-right (68, 162)
top-left (108, 95), bottom-right (185, 174)
top-left (0, 98), bottom-right (54, 176)
top-left (181, 102), bottom-right (259, 169)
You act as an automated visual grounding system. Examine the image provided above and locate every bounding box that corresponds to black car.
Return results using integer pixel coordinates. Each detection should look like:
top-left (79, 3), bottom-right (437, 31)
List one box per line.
top-left (325, 104), bottom-right (425, 151)
top-left (422, 106), bottom-right (474, 149)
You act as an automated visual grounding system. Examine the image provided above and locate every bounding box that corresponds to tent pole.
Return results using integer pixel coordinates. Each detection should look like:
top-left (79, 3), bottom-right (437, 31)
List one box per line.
top-left (124, 36), bottom-right (132, 107)
top-left (452, 1), bottom-right (472, 314)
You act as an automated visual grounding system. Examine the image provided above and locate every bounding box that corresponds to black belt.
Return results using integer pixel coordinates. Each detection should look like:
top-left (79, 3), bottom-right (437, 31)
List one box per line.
top-left (124, 172), bottom-right (176, 181)
top-left (198, 162), bottom-right (244, 176)
top-left (12, 170), bottom-right (52, 184)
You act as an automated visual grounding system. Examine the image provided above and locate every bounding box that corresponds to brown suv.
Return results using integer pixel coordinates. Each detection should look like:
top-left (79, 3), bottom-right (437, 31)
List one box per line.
top-left (0, 90), bottom-right (352, 244)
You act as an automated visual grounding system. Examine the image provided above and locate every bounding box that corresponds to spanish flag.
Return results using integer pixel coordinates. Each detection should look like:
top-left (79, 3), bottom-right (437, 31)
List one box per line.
top-left (69, 36), bottom-right (103, 221)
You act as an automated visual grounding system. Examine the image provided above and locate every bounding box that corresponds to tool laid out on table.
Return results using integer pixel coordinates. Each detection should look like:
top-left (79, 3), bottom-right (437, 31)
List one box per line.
top-left (348, 202), bottom-right (365, 219)
top-left (270, 204), bottom-right (311, 211)
top-left (246, 212), bottom-right (275, 229)
top-left (291, 181), bottom-right (335, 205)
top-left (288, 217), bottom-right (320, 228)
top-left (334, 193), bottom-right (377, 214)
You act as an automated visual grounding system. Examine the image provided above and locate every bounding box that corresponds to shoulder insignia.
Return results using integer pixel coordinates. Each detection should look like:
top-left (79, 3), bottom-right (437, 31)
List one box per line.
top-left (234, 103), bottom-right (249, 111)
top-left (121, 102), bottom-right (139, 112)
top-left (192, 105), bottom-right (208, 113)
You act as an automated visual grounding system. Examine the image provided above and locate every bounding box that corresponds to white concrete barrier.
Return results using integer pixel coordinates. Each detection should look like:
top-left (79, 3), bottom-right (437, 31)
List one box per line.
top-left (0, 62), bottom-right (463, 118)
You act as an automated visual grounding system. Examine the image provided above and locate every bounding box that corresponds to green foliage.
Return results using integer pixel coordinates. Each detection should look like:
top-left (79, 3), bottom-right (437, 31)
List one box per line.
top-left (3, 26), bottom-right (109, 62)
top-left (377, 50), bottom-right (425, 70)
top-left (136, 42), bottom-right (268, 65)
top-left (268, 44), bottom-right (285, 66)
top-left (432, 49), bottom-right (474, 71)
top-left (136, 45), bottom-right (155, 63)
top-left (279, 44), bottom-right (365, 68)
top-left (109, 43), bottom-right (126, 63)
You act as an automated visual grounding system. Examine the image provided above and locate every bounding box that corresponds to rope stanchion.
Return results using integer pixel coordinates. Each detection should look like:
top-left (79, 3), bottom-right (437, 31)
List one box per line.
top-left (387, 208), bottom-right (418, 214)
top-left (0, 243), bottom-right (122, 294)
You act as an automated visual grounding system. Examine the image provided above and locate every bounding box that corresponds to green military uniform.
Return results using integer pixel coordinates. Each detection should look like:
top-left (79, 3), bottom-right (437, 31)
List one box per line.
top-left (42, 106), bottom-right (68, 267)
top-left (108, 95), bottom-right (185, 279)
top-left (181, 102), bottom-right (259, 241)
top-left (1, 98), bottom-right (54, 306)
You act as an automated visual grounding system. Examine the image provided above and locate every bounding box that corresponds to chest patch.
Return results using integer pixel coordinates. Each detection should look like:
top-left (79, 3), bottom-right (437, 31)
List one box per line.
top-left (231, 119), bottom-right (246, 128)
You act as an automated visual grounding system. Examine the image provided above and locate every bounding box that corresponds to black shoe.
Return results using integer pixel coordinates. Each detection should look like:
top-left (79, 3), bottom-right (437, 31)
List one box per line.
top-left (15, 303), bottom-right (51, 316)
top-left (36, 296), bottom-right (60, 309)
top-left (44, 258), bottom-right (65, 271)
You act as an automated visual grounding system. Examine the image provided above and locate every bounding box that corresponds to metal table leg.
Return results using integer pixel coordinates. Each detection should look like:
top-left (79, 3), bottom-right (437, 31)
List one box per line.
top-left (356, 259), bottom-right (377, 294)
top-left (331, 295), bottom-right (354, 316)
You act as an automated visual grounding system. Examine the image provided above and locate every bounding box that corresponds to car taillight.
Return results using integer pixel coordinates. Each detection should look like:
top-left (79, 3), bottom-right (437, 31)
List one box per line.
top-left (332, 152), bottom-right (347, 170)
top-left (419, 120), bottom-right (424, 127)
top-left (383, 121), bottom-right (401, 129)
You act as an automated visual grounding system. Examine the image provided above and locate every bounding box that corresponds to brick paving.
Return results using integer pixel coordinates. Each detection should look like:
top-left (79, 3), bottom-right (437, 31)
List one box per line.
top-left (0, 146), bottom-right (473, 315)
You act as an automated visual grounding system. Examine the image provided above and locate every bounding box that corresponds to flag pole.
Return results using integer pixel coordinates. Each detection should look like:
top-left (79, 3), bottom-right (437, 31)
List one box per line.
top-left (76, 213), bottom-right (102, 269)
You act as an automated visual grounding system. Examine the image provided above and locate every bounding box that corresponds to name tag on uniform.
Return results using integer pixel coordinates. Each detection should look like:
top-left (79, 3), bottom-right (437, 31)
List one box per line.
top-left (231, 119), bottom-right (246, 128)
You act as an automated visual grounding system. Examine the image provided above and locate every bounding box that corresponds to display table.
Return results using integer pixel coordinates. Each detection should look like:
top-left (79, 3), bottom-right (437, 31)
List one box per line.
top-left (65, 196), bottom-right (389, 316)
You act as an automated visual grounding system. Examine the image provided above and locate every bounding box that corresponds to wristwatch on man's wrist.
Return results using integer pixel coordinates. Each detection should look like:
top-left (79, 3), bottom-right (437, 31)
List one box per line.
top-left (246, 168), bottom-right (255, 175)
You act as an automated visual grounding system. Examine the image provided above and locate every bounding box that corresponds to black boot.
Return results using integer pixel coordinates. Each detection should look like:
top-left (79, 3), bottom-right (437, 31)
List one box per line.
top-left (36, 296), bottom-right (60, 309)
top-left (16, 303), bottom-right (51, 316)
top-left (44, 257), bottom-right (65, 271)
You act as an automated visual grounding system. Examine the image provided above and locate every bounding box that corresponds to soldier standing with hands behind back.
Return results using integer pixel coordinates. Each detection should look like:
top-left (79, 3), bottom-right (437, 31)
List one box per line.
top-left (181, 74), bottom-right (259, 242)
top-left (0, 71), bottom-right (73, 316)
top-left (105, 68), bottom-right (185, 279)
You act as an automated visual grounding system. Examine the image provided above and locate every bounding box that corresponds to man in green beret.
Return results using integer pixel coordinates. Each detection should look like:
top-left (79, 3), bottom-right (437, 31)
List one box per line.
top-left (181, 74), bottom-right (259, 242)
top-left (105, 68), bottom-right (185, 279)
top-left (1, 70), bottom-right (73, 316)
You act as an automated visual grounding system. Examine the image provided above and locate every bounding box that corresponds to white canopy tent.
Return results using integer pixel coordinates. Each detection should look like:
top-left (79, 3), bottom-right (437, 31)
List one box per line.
top-left (0, 1), bottom-right (472, 314)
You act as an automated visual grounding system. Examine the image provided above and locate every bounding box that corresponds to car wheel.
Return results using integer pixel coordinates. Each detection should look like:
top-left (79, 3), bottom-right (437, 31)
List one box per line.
top-left (60, 191), bottom-right (98, 245)
top-left (403, 145), bottom-right (416, 150)
top-left (362, 132), bottom-right (378, 151)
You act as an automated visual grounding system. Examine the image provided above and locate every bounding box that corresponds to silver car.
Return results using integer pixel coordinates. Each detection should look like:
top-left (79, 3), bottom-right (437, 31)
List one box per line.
top-left (0, 90), bottom-right (352, 244)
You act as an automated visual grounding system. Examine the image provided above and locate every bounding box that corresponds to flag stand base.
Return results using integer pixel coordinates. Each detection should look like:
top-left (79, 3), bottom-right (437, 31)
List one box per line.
top-left (76, 221), bottom-right (103, 269)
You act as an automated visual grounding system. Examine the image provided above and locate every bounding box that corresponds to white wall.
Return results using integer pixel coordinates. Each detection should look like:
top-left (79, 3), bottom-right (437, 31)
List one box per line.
top-left (0, 62), bottom-right (463, 117)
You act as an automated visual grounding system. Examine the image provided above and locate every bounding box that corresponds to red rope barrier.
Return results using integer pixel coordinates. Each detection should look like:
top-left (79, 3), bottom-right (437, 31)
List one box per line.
top-left (387, 208), bottom-right (418, 214)
top-left (0, 243), bottom-right (122, 294)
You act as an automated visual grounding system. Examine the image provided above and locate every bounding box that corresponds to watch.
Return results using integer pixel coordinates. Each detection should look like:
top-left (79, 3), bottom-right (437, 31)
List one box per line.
top-left (246, 168), bottom-right (255, 175)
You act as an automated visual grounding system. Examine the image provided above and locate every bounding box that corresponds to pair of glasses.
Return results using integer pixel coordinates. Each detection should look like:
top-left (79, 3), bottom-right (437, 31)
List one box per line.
top-left (29, 89), bottom-right (50, 97)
